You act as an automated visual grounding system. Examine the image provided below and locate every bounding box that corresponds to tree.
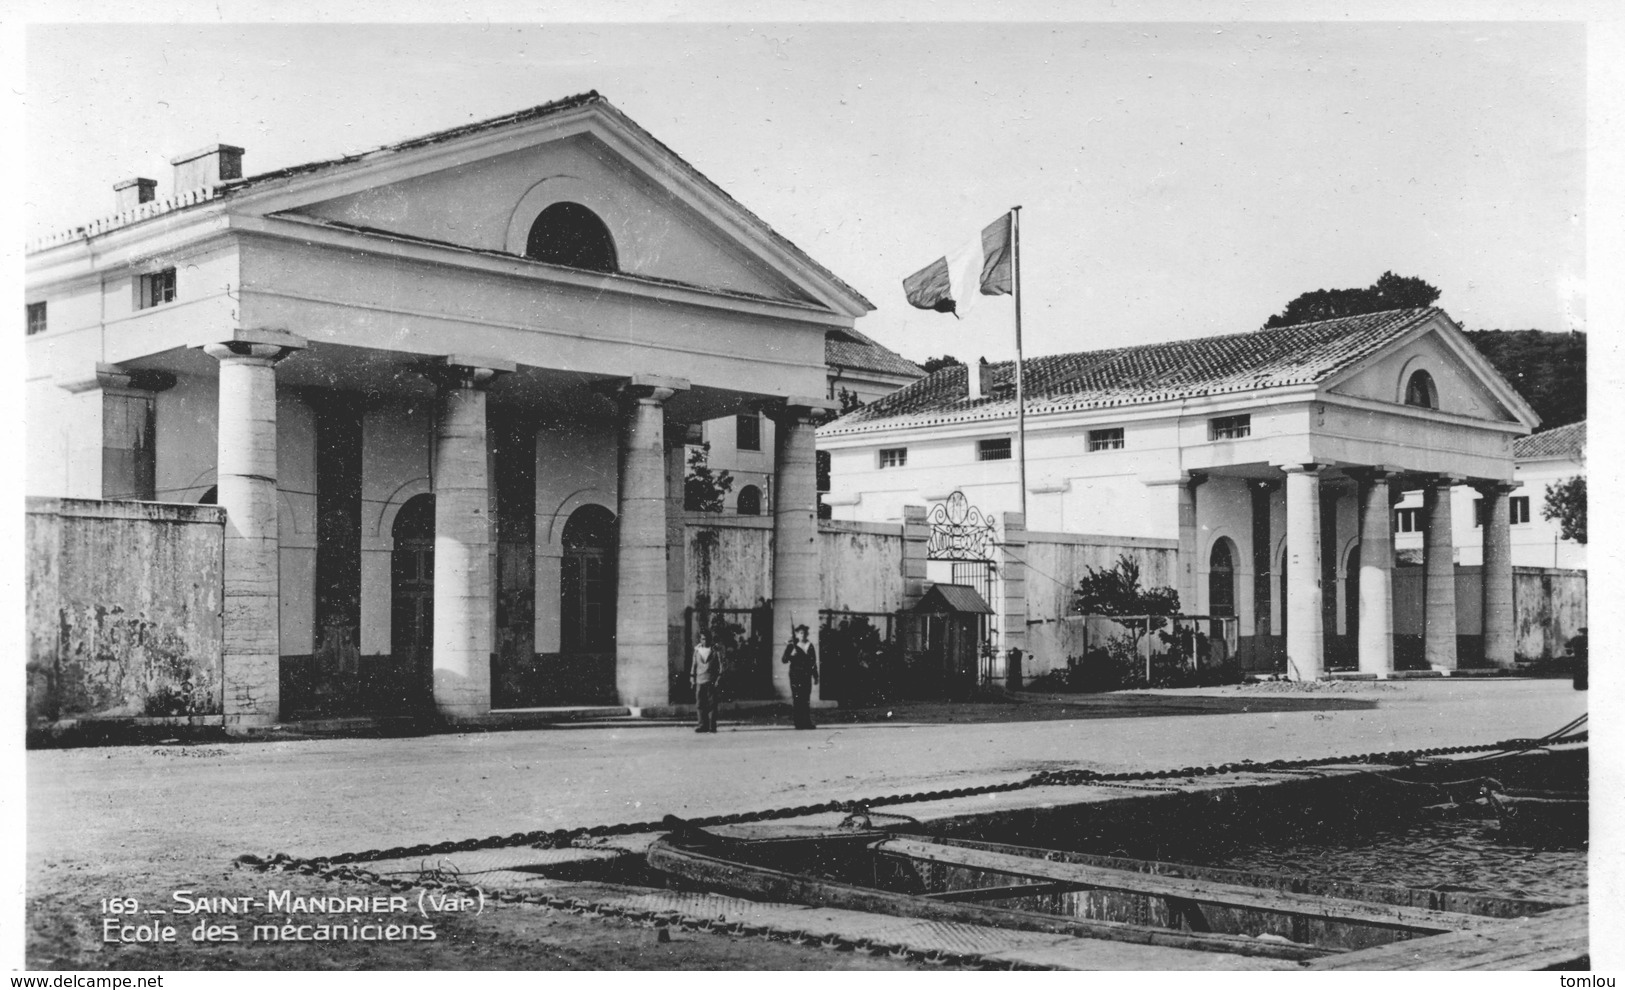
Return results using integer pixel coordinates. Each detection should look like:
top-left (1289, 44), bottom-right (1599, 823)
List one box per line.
top-left (920, 355), bottom-right (965, 374)
top-left (1071, 555), bottom-right (1180, 617)
top-left (1542, 476), bottom-right (1586, 544)
top-left (683, 442), bottom-right (734, 512)
top-left (836, 386), bottom-right (865, 413)
top-left (1262, 271), bottom-right (1441, 329)
top-left (1463, 329), bottom-right (1586, 431)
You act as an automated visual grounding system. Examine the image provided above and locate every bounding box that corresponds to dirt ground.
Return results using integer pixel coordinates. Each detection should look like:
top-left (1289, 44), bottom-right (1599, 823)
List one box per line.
top-left (23, 680), bottom-right (1589, 970)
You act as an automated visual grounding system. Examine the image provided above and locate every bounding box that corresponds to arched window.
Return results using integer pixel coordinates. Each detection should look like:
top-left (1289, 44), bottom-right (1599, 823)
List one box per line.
top-left (1208, 538), bottom-right (1236, 618)
top-left (197, 486), bottom-right (217, 505)
top-left (525, 202), bottom-right (618, 273)
top-left (391, 494), bottom-right (436, 688)
top-left (736, 485), bottom-right (762, 516)
top-left (1405, 369), bottom-right (1438, 409)
top-left (561, 504), bottom-right (617, 653)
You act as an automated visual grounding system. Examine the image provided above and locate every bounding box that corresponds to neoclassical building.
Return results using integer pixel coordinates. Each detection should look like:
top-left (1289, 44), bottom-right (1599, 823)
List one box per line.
top-left (820, 309), bottom-right (1540, 678)
top-left (25, 92), bottom-right (872, 725)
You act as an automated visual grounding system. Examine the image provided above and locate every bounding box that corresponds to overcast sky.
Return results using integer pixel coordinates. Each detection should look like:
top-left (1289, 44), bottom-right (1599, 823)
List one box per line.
top-left (20, 16), bottom-right (1591, 367)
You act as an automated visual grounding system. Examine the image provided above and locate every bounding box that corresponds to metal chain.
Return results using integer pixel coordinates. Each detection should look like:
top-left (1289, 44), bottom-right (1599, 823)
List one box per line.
top-left (234, 728), bottom-right (1584, 970)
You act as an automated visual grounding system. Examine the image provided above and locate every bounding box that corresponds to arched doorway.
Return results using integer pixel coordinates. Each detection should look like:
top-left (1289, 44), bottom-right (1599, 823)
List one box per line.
top-left (1208, 538), bottom-right (1236, 618)
top-left (561, 504), bottom-right (617, 653)
top-left (390, 494), bottom-right (435, 709)
top-left (1344, 543), bottom-right (1361, 666)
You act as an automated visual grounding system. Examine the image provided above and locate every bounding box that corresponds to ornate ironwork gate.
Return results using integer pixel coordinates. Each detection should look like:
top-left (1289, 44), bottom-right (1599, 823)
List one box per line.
top-left (925, 491), bottom-right (1000, 672)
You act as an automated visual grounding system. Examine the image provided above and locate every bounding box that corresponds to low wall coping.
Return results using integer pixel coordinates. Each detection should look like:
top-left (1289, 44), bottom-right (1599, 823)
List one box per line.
top-left (1022, 529), bottom-right (1179, 550)
top-left (26, 496), bottom-right (225, 524)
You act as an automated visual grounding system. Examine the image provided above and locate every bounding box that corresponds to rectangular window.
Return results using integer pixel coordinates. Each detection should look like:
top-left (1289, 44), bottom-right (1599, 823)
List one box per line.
top-left (735, 412), bottom-right (761, 452)
top-left (1475, 496), bottom-right (1533, 526)
top-left (1087, 427), bottom-right (1124, 451)
top-left (1394, 507), bottom-right (1423, 533)
top-left (879, 447), bottom-right (907, 469)
top-left (138, 268), bottom-right (177, 309)
top-left (977, 438), bottom-right (1012, 461)
top-left (1209, 414), bottom-right (1252, 440)
top-left (25, 302), bottom-right (46, 336)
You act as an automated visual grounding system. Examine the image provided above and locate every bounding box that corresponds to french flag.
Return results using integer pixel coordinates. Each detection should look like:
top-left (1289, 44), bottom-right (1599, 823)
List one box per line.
top-left (901, 213), bottom-right (1014, 318)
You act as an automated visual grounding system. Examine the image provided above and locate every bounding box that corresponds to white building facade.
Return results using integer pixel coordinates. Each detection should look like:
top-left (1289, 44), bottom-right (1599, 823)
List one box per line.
top-left (820, 309), bottom-right (1539, 678)
top-left (25, 93), bottom-right (872, 726)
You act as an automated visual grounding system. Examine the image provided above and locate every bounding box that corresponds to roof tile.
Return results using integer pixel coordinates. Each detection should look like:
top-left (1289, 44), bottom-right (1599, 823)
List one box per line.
top-left (1515, 420), bottom-right (1585, 461)
top-left (823, 308), bottom-right (1446, 434)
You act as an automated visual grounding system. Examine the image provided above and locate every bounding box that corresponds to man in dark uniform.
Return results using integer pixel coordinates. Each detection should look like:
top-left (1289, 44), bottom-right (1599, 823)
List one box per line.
top-left (781, 624), bottom-right (819, 729)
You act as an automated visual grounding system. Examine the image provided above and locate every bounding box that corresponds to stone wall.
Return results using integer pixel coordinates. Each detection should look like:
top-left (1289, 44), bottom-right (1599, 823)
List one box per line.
top-left (27, 498), bottom-right (225, 727)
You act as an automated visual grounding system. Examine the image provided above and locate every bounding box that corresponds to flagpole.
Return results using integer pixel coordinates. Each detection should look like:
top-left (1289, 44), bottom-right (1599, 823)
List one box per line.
top-left (1011, 206), bottom-right (1027, 523)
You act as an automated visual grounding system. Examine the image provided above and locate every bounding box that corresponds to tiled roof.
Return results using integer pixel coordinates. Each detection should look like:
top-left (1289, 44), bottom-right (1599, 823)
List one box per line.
top-left (823, 308), bottom-right (1447, 435)
top-left (913, 584), bottom-right (994, 614)
top-left (1515, 420), bottom-right (1585, 461)
top-left (825, 327), bottom-right (926, 379)
top-left (27, 92), bottom-right (875, 311)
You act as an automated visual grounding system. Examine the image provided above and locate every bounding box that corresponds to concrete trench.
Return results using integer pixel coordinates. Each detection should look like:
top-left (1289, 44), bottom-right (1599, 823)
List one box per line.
top-left (298, 746), bottom-right (1586, 970)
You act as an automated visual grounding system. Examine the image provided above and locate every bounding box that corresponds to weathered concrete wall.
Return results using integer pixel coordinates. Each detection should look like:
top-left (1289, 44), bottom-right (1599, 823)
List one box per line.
top-left (684, 516), bottom-right (905, 615)
top-left (27, 498), bottom-right (225, 724)
top-left (820, 520), bottom-right (906, 614)
top-left (1392, 565), bottom-right (1583, 661)
top-left (1021, 531), bottom-right (1180, 676)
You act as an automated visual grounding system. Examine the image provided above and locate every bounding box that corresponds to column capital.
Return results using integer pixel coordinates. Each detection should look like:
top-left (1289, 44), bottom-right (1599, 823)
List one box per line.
top-left (414, 354), bottom-right (516, 391)
top-left (1345, 465), bottom-right (1400, 484)
top-left (202, 328), bottom-right (307, 366)
top-left (59, 362), bottom-right (176, 395)
top-left (761, 395), bottom-right (840, 426)
top-left (593, 373), bottom-right (689, 405)
top-left (1470, 478), bottom-right (1521, 497)
top-left (1277, 462), bottom-right (1323, 475)
top-left (1422, 473), bottom-right (1466, 489)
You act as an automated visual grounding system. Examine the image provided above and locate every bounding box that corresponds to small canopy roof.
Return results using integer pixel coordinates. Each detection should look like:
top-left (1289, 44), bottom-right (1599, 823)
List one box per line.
top-left (911, 583), bottom-right (994, 614)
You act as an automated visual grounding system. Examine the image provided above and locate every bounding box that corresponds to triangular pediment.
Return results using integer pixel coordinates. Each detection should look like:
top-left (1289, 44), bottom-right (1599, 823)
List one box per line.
top-left (1325, 315), bottom-right (1538, 427)
top-left (221, 98), bottom-right (869, 315)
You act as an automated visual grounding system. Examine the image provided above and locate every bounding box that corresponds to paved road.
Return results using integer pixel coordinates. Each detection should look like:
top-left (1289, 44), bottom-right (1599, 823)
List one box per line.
top-left (27, 680), bottom-right (1586, 871)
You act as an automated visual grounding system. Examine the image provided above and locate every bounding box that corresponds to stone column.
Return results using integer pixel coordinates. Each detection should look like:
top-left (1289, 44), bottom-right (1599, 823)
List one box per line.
top-left (1476, 480), bottom-right (1518, 669)
top-left (1423, 477), bottom-right (1459, 671)
top-left (901, 505), bottom-right (930, 611)
top-left (666, 425), bottom-right (696, 700)
top-left (1282, 463), bottom-right (1324, 681)
top-left (611, 375), bottom-right (688, 710)
top-left (204, 330), bottom-right (306, 728)
top-left (769, 401), bottom-right (828, 702)
top-left (1176, 471), bottom-right (1206, 615)
top-left (1353, 468), bottom-right (1395, 676)
top-left (423, 357), bottom-right (511, 719)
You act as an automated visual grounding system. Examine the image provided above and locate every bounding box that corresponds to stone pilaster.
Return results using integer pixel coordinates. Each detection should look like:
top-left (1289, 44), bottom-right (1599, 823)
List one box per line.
top-left (1000, 512), bottom-right (1027, 657)
top-left (1282, 463), bottom-right (1324, 681)
top-left (901, 505), bottom-right (930, 611)
top-left (420, 357), bottom-right (512, 719)
top-left (1423, 477), bottom-right (1459, 671)
top-left (1475, 480), bottom-right (1518, 669)
top-left (610, 375), bottom-right (689, 709)
top-left (1176, 471), bottom-right (1206, 615)
top-left (204, 330), bottom-right (306, 728)
top-left (1351, 468), bottom-right (1395, 676)
top-left (768, 400), bottom-right (830, 702)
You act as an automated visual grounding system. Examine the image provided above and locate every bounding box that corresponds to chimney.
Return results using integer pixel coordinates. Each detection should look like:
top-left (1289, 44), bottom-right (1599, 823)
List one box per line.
top-left (113, 177), bottom-right (157, 212)
top-left (170, 144), bottom-right (244, 192)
